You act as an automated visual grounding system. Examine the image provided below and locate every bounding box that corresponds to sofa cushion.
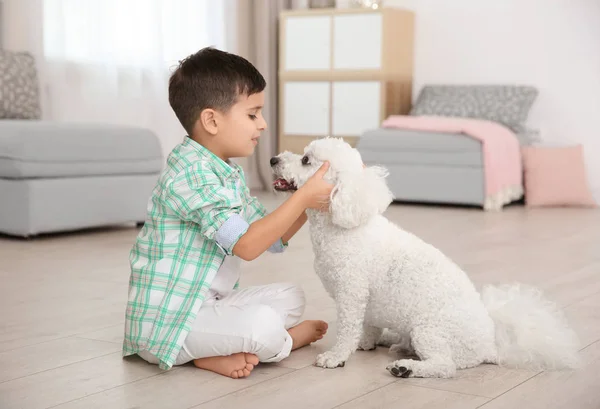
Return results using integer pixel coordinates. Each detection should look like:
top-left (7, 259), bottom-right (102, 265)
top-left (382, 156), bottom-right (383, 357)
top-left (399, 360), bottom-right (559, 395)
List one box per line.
top-left (357, 128), bottom-right (483, 167)
top-left (410, 85), bottom-right (538, 134)
top-left (0, 51), bottom-right (41, 119)
top-left (0, 120), bottom-right (163, 179)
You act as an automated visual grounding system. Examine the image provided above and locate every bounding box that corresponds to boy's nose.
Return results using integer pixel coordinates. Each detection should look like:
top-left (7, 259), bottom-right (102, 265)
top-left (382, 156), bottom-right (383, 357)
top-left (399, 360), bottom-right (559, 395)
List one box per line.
top-left (270, 157), bottom-right (279, 167)
top-left (259, 117), bottom-right (268, 130)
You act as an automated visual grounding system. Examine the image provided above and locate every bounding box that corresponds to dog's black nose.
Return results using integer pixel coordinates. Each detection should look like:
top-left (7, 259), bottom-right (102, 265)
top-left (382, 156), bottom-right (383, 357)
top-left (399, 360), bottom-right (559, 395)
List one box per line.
top-left (270, 157), bottom-right (279, 167)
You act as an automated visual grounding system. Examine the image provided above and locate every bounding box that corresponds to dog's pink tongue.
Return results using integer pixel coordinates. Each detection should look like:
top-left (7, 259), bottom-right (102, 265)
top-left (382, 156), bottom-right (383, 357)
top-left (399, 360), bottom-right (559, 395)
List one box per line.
top-left (273, 179), bottom-right (289, 189)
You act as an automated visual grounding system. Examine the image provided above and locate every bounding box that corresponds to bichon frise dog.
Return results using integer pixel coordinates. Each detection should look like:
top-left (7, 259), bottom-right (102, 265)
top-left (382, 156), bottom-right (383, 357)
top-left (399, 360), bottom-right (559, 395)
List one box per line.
top-left (270, 137), bottom-right (580, 378)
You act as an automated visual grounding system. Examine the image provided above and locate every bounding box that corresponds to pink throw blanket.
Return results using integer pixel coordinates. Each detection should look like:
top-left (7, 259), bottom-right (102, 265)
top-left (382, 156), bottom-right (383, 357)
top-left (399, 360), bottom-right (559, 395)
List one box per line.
top-left (381, 115), bottom-right (523, 210)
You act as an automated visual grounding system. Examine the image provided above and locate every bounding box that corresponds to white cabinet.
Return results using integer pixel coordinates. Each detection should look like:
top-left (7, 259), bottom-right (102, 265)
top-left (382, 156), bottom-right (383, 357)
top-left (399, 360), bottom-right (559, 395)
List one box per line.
top-left (279, 8), bottom-right (414, 154)
top-left (283, 82), bottom-right (330, 135)
top-left (333, 13), bottom-right (382, 70)
top-left (284, 15), bottom-right (331, 71)
top-left (284, 12), bottom-right (384, 72)
top-left (283, 81), bottom-right (381, 138)
top-left (332, 81), bottom-right (381, 136)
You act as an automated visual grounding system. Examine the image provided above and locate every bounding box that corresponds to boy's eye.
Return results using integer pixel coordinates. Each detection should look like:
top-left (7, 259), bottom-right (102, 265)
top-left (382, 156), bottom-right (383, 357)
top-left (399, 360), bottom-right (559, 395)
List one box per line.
top-left (302, 156), bottom-right (310, 165)
top-left (249, 114), bottom-right (257, 120)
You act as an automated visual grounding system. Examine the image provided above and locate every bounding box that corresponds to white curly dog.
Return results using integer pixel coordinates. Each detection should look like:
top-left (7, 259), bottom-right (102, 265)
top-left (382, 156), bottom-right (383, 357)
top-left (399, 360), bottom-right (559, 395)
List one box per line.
top-left (270, 137), bottom-right (580, 378)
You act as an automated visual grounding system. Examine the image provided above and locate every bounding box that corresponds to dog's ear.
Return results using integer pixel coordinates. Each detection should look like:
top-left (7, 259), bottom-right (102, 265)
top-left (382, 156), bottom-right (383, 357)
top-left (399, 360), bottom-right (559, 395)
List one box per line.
top-left (330, 166), bottom-right (393, 229)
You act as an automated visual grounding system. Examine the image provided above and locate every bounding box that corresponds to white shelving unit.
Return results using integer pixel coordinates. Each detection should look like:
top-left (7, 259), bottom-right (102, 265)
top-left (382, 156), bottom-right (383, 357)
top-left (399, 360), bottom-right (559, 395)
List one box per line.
top-left (278, 7), bottom-right (415, 153)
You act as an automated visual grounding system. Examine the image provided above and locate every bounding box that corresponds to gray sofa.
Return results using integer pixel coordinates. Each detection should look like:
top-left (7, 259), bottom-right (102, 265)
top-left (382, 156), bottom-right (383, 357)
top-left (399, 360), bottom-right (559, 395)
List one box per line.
top-left (358, 128), bottom-right (487, 207)
top-left (356, 85), bottom-right (539, 208)
top-left (0, 49), bottom-right (162, 237)
top-left (0, 120), bottom-right (162, 237)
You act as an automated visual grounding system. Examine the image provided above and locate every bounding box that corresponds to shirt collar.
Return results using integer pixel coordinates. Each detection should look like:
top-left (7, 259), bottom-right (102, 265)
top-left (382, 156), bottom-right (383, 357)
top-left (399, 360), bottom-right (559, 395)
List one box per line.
top-left (183, 136), bottom-right (240, 179)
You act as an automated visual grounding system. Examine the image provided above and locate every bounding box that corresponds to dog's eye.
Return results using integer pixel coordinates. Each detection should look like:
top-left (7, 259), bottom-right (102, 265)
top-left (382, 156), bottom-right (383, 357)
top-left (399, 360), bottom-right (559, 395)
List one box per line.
top-left (301, 156), bottom-right (310, 165)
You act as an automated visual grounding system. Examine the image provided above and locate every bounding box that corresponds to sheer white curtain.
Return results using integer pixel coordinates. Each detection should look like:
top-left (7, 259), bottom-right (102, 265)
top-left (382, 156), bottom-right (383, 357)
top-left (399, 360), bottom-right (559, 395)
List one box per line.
top-left (228, 0), bottom-right (299, 190)
top-left (41, 0), bottom-right (226, 157)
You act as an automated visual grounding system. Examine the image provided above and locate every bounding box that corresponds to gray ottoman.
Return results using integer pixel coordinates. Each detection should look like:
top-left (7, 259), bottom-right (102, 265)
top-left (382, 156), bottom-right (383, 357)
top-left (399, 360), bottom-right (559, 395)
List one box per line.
top-left (357, 128), bottom-right (486, 207)
top-left (0, 120), bottom-right (163, 237)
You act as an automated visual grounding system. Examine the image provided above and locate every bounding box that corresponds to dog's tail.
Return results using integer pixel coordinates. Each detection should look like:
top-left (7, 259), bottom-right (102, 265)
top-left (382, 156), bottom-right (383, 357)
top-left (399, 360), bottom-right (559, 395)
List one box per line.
top-left (481, 283), bottom-right (581, 371)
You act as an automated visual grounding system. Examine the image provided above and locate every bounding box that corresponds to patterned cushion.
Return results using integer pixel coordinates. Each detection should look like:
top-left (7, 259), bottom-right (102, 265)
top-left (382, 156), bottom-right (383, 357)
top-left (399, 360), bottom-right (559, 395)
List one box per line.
top-left (0, 50), bottom-right (41, 119)
top-left (410, 85), bottom-right (538, 133)
top-left (512, 124), bottom-right (541, 146)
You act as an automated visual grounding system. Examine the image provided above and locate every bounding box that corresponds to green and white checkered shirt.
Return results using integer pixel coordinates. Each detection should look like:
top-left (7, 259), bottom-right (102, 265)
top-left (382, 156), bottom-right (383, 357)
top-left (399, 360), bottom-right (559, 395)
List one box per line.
top-left (123, 137), bottom-right (285, 370)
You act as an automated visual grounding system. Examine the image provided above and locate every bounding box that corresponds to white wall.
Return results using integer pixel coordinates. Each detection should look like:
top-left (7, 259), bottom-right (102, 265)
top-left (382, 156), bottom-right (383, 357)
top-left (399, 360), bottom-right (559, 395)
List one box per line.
top-left (338, 0), bottom-right (600, 202)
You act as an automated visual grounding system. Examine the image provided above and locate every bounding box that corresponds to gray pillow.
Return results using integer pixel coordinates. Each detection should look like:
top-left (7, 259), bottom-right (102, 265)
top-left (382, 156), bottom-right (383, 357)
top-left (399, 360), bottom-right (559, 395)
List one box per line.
top-left (410, 85), bottom-right (538, 134)
top-left (0, 50), bottom-right (41, 119)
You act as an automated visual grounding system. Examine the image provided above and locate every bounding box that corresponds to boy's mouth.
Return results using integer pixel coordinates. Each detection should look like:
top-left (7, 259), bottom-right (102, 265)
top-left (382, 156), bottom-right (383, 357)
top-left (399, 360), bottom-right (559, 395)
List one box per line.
top-left (273, 178), bottom-right (297, 192)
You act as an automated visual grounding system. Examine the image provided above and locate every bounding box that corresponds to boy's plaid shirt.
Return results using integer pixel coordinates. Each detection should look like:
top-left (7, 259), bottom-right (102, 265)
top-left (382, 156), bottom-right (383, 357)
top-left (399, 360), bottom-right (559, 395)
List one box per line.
top-left (123, 137), bottom-right (285, 370)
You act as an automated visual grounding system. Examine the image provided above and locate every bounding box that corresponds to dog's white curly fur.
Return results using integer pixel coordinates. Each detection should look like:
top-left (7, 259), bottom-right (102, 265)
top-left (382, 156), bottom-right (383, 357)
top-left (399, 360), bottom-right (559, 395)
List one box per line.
top-left (271, 137), bottom-right (581, 378)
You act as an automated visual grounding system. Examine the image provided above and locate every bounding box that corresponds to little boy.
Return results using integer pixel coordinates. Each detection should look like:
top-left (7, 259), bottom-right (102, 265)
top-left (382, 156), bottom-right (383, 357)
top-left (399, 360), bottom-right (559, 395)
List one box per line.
top-left (122, 47), bottom-right (332, 379)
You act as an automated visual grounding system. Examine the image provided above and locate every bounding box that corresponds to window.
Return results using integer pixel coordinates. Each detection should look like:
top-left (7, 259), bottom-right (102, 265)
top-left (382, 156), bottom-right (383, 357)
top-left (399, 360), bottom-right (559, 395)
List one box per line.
top-left (42, 0), bottom-right (226, 68)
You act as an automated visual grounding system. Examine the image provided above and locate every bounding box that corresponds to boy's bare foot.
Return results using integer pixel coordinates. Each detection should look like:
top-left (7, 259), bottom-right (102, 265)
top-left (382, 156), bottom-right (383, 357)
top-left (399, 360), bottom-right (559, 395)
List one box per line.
top-left (289, 320), bottom-right (329, 350)
top-left (193, 353), bottom-right (259, 379)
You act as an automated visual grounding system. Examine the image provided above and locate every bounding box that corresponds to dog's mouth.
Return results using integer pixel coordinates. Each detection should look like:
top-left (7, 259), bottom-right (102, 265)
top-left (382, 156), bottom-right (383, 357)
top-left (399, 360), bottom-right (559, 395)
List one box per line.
top-left (273, 178), bottom-right (297, 192)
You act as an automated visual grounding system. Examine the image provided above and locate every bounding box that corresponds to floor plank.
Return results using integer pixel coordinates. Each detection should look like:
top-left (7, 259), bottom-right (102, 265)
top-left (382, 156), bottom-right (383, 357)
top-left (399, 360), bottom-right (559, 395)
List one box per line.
top-left (0, 337), bottom-right (121, 383)
top-left (478, 341), bottom-right (600, 409)
top-left (191, 349), bottom-right (398, 409)
top-left (401, 363), bottom-right (539, 399)
top-left (49, 364), bottom-right (294, 409)
top-left (0, 353), bottom-right (162, 409)
top-left (336, 382), bottom-right (490, 409)
top-left (563, 293), bottom-right (600, 349)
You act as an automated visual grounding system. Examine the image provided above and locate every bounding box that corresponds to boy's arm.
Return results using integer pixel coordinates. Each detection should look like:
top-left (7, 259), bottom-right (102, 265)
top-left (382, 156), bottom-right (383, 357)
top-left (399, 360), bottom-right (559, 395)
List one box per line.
top-left (245, 188), bottom-right (304, 251)
top-left (233, 163), bottom-right (330, 261)
top-left (233, 189), bottom-right (309, 261)
top-left (281, 211), bottom-right (308, 244)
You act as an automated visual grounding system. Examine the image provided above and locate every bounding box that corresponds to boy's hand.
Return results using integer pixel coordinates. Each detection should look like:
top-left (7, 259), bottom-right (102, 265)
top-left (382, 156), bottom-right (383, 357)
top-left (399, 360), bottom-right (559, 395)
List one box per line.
top-left (235, 162), bottom-right (332, 261)
top-left (299, 162), bottom-right (334, 211)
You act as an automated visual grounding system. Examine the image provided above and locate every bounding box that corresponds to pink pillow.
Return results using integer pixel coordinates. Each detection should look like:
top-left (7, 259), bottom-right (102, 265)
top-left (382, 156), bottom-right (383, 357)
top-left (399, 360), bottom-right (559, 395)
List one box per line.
top-left (521, 144), bottom-right (597, 208)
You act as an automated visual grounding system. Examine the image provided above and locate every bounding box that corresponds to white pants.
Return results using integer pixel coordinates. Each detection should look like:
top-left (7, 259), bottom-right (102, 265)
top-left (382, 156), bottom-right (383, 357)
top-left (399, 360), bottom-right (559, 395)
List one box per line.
top-left (139, 282), bottom-right (305, 366)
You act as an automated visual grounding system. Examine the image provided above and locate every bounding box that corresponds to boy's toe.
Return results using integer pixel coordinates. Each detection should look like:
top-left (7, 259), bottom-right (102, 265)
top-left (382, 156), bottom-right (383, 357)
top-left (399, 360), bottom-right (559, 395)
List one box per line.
top-left (230, 370), bottom-right (239, 379)
top-left (242, 368), bottom-right (251, 377)
top-left (245, 363), bottom-right (254, 371)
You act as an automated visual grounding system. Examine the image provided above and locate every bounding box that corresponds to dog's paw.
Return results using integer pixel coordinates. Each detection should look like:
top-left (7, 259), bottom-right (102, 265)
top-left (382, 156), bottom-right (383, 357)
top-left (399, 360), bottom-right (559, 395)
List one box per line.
top-left (386, 358), bottom-right (456, 378)
top-left (386, 361), bottom-right (414, 378)
top-left (315, 351), bottom-right (348, 369)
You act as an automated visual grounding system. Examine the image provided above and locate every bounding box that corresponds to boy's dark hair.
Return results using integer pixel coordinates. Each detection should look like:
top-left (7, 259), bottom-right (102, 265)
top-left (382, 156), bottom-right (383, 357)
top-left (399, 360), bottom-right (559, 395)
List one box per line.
top-left (168, 47), bottom-right (266, 135)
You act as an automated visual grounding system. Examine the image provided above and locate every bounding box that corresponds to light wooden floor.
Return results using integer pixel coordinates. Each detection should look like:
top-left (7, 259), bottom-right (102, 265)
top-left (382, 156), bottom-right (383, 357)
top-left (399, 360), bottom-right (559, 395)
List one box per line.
top-left (1, 193), bottom-right (600, 409)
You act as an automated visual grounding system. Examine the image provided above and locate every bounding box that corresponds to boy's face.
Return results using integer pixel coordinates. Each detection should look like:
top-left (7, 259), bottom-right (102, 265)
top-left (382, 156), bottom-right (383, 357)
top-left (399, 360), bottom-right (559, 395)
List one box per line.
top-left (216, 91), bottom-right (267, 160)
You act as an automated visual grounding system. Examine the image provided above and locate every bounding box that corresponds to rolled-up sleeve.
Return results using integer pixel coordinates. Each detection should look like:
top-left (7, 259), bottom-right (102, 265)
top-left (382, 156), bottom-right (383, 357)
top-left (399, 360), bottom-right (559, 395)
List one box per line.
top-left (214, 214), bottom-right (249, 254)
top-left (268, 238), bottom-right (288, 253)
top-left (164, 166), bottom-right (248, 255)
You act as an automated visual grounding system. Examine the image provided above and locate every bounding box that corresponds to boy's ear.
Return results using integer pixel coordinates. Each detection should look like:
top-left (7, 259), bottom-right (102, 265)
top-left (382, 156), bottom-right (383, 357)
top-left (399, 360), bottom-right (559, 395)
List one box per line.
top-left (199, 108), bottom-right (218, 135)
